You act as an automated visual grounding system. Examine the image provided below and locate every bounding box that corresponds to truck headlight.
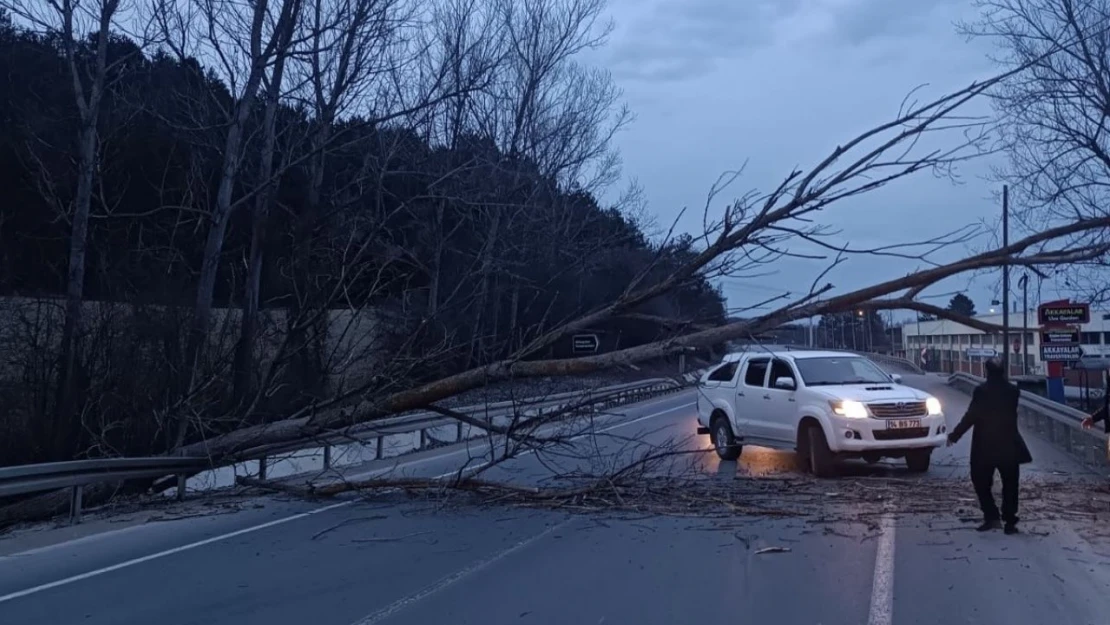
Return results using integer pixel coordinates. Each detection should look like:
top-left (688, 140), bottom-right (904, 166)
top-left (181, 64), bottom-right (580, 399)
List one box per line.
top-left (830, 399), bottom-right (869, 419)
top-left (926, 397), bottom-right (942, 416)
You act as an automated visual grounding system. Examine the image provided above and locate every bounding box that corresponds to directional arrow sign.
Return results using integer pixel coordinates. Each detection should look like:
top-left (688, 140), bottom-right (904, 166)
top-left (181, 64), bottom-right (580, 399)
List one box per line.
top-left (572, 334), bottom-right (600, 353)
top-left (1041, 343), bottom-right (1084, 362)
top-left (966, 347), bottom-right (997, 358)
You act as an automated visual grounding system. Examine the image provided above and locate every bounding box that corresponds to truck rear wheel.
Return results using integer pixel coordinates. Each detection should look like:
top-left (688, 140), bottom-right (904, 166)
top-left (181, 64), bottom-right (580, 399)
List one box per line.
top-left (807, 425), bottom-right (837, 478)
top-left (711, 415), bottom-right (742, 461)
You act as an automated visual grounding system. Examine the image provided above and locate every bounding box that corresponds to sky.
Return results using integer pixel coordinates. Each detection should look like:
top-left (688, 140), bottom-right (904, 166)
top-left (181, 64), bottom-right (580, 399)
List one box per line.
top-left (588, 0), bottom-right (1071, 321)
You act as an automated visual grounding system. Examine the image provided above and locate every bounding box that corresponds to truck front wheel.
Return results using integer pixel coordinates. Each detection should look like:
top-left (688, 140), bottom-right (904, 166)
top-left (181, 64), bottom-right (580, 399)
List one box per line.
top-left (807, 425), bottom-right (837, 478)
top-left (905, 449), bottom-right (931, 473)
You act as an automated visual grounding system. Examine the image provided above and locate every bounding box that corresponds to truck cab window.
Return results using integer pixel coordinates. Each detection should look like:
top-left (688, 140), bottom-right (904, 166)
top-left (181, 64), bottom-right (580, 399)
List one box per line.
top-left (744, 359), bottom-right (769, 387)
top-left (770, 359), bottom-right (796, 386)
top-left (707, 362), bottom-right (738, 382)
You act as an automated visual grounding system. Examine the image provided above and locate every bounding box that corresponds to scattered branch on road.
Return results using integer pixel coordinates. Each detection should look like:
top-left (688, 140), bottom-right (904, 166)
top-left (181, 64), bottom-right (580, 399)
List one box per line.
top-left (233, 460), bottom-right (1109, 530)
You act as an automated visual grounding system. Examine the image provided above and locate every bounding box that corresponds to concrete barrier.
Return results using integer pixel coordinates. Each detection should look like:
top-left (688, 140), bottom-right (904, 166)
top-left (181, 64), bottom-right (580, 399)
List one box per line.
top-left (948, 372), bottom-right (1109, 471)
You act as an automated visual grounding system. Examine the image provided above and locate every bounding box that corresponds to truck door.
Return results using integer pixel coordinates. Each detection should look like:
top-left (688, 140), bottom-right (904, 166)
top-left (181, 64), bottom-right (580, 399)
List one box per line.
top-left (738, 357), bottom-right (771, 439)
top-left (763, 358), bottom-right (799, 442)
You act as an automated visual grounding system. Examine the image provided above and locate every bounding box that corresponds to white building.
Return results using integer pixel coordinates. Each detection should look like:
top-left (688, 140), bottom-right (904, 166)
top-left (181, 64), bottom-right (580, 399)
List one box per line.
top-left (901, 310), bottom-right (1110, 380)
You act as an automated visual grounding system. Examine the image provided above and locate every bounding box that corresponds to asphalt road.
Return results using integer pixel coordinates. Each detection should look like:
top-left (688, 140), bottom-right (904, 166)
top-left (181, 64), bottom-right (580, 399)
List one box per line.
top-left (1, 373), bottom-right (1109, 625)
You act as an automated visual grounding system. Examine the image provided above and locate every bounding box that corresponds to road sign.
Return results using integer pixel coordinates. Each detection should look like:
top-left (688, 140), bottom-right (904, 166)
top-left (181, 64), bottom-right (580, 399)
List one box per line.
top-left (1039, 303), bottom-right (1090, 325)
top-left (572, 334), bottom-right (600, 353)
top-left (966, 347), bottom-right (997, 358)
top-left (1041, 343), bottom-right (1084, 362)
top-left (1041, 329), bottom-right (1079, 344)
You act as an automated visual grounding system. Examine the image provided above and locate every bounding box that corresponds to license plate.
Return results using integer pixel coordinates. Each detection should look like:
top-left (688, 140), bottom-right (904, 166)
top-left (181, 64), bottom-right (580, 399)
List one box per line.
top-left (887, 419), bottom-right (921, 429)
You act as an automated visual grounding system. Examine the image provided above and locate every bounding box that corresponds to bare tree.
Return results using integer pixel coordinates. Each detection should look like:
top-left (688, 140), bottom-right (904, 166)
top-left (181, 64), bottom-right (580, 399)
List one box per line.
top-left (271, 0), bottom-right (414, 401)
top-left (960, 0), bottom-right (1110, 299)
top-left (0, 0), bottom-right (145, 426)
top-left (459, 0), bottom-right (630, 365)
top-left (163, 62), bottom-right (1110, 463)
top-left (231, 0), bottom-right (304, 403)
top-left (152, 0), bottom-right (305, 436)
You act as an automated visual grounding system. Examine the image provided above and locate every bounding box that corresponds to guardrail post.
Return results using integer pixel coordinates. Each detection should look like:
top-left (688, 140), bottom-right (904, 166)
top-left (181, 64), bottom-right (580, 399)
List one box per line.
top-left (456, 421), bottom-right (463, 442)
top-left (420, 428), bottom-right (428, 449)
top-left (175, 474), bottom-right (187, 501)
top-left (69, 485), bottom-right (83, 524)
top-left (323, 445), bottom-right (332, 471)
top-left (376, 436), bottom-right (384, 459)
top-left (258, 456), bottom-right (267, 481)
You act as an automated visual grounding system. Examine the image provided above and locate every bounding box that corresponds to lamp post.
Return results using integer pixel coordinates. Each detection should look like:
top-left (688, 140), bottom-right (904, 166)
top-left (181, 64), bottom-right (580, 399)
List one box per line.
top-left (1002, 185), bottom-right (1011, 376)
top-left (1018, 273), bottom-right (1028, 375)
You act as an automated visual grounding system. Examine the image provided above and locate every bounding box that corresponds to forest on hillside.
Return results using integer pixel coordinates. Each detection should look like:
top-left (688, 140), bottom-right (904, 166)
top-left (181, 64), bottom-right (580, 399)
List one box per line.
top-left (0, 1), bottom-right (725, 466)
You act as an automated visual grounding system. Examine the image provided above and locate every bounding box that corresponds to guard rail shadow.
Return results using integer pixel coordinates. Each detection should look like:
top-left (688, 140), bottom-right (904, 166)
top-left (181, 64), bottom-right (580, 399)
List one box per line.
top-left (0, 376), bottom-right (691, 524)
top-left (947, 372), bottom-right (1108, 470)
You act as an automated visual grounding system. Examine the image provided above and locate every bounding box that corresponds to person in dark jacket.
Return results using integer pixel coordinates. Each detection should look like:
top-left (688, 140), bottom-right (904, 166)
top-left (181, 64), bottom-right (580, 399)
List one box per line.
top-left (946, 358), bottom-right (1033, 534)
top-left (1081, 371), bottom-right (1110, 433)
top-left (1081, 371), bottom-right (1110, 461)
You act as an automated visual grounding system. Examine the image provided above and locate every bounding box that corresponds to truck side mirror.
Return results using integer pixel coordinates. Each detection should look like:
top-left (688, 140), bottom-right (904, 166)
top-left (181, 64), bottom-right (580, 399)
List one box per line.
top-left (774, 377), bottom-right (796, 390)
top-left (890, 374), bottom-right (903, 384)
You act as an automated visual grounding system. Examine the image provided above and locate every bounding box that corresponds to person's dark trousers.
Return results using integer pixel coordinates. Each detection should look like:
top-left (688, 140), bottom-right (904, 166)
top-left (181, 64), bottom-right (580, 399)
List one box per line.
top-left (971, 462), bottom-right (1020, 525)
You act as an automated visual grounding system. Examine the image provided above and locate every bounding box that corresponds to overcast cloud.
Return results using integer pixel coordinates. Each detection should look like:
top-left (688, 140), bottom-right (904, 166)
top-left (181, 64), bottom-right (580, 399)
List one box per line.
top-left (589, 0), bottom-right (1055, 320)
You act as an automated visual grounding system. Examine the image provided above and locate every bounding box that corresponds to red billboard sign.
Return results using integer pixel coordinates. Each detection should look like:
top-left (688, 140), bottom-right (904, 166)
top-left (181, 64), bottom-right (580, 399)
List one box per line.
top-left (1038, 302), bottom-right (1090, 325)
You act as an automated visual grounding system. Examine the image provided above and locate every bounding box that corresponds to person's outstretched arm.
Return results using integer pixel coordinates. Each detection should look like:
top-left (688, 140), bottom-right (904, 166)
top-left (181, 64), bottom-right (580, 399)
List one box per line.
top-left (948, 386), bottom-right (983, 445)
top-left (1082, 403), bottom-right (1107, 430)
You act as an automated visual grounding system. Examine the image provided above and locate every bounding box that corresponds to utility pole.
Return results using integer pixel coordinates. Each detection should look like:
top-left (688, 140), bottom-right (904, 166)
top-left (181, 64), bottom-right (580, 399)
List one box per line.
top-left (1002, 185), bottom-right (1011, 376)
top-left (1019, 272), bottom-right (1028, 376)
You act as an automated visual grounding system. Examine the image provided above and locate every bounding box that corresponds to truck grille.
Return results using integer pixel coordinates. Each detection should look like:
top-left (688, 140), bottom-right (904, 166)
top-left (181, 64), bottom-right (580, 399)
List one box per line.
top-left (873, 427), bottom-right (930, 440)
top-left (867, 401), bottom-right (927, 418)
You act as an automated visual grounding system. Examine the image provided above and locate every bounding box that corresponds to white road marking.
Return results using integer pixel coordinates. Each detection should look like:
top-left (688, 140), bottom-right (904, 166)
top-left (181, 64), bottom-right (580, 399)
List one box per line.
top-left (0, 500), bottom-right (355, 604)
top-left (349, 518), bottom-right (578, 625)
top-left (867, 513), bottom-right (896, 625)
top-left (0, 395), bottom-right (694, 604)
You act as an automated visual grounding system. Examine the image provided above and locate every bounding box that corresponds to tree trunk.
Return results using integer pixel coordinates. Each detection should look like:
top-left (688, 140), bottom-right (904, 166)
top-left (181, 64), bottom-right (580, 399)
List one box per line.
top-left (53, 0), bottom-right (117, 456)
top-left (284, 119), bottom-right (333, 403)
top-left (179, 82), bottom-right (265, 446)
top-left (53, 120), bottom-right (97, 453)
top-left (233, 15), bottom-right (296, 406)
top-left (468, 208), bottom-right (502, 366)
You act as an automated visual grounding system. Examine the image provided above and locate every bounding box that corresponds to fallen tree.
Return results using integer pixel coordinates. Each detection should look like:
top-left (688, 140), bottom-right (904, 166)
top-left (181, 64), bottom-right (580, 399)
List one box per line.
top-left (7, 38), bottom-right (1110, 527)
top-left (167, 63), bottom-right (1110, 463)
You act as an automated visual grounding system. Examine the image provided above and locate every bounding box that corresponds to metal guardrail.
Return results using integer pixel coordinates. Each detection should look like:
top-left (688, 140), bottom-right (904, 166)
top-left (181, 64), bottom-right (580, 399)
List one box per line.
top-left (236, 377), bottom-right (685, 462)
top-left (0, 457), bottom-right (211, 523)
top-left (947, 372), bottom-right (1108, 468)
top-left (0, 376), bottom-right (689, 523)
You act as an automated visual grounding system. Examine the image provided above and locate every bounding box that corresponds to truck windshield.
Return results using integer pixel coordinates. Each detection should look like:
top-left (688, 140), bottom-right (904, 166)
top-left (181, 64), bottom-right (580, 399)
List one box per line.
top-left (793, 356), bottom-right (893, 386)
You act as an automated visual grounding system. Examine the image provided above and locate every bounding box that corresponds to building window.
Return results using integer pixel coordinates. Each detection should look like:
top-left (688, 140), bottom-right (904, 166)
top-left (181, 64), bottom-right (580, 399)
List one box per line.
top-left (1081, 332), bottom-right (1101, 345)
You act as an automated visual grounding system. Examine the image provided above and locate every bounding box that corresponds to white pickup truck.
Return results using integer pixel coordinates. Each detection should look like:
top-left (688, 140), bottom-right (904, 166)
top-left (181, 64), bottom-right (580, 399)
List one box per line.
top-left (695, 349), bottom-right (947, 476)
